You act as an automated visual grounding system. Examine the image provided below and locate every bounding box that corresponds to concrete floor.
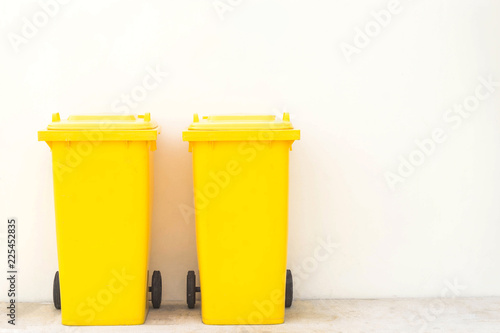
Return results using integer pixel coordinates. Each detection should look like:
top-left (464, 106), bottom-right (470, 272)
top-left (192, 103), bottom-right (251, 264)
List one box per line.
top-left (1, 299), bottom-right (499, 332)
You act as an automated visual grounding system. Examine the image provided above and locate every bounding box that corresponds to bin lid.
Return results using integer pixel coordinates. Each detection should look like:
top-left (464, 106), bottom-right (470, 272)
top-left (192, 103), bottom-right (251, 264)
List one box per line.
top-left (183, 113), bottom-right (300, 142)
top-left (38, 113), bottom-right (159, 142)
top-left (47, 113), bottom-right (158, 130)
top-left (188, 114), bottom-right (293, 131)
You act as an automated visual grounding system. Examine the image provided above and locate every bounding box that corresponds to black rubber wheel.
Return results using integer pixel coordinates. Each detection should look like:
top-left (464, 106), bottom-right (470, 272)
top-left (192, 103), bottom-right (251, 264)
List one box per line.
top-left (53, 271), bottom-right (61, 310)
top-left (285, 269), bottom-right (293, 308)
top-left (151, 271), bottom-right (162, 309)
top-left (187, 271), bottom-right (196, 309)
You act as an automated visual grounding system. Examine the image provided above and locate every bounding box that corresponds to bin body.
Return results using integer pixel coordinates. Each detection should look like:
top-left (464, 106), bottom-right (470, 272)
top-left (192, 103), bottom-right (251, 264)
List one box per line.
top-left (183, 114), bottom-right (299, 325)
top-left (39, 114), bottom-right (159, 326)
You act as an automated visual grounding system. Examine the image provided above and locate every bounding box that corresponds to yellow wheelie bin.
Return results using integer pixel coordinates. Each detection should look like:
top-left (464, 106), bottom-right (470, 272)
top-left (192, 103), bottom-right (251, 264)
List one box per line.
top-left (182, 113), bottom-right (300, 325)
top-left (38, 113), bottom-right (162, 326)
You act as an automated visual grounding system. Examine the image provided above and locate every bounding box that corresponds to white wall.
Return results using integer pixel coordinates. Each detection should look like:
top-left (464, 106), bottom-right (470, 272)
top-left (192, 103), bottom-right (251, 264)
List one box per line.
top-left (1, 0), bottom-right (500, 303)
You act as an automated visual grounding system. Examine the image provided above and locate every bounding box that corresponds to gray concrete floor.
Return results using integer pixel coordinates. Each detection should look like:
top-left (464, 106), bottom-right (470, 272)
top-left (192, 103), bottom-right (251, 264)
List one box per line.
top-left (1, 299), bottom-right (499, 332)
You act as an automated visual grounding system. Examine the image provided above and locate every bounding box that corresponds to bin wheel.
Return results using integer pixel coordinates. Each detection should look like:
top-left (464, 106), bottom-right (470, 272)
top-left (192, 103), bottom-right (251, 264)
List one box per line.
top-left (150, 271), bottom-right (162, 309)
top-left (187, 271), bottom-right (196, 309)
top-left (285, 269), bottom-right (293, 308)
top-left (53, 271), bottom-right (61, 310)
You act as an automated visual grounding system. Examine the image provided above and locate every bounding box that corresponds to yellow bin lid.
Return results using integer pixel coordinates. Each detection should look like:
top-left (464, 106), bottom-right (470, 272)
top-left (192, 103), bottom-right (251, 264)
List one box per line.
top-left (182, 113), bottom-right (300, 142)
top-left (38, 113), bottom-right (160, 142)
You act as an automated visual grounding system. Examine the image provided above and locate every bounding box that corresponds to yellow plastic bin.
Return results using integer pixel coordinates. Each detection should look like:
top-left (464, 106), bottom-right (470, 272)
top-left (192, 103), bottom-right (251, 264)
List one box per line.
top-left (182, 113), bottom-right (300, 325)
top-left (38, 113), bottom-right (162, 326)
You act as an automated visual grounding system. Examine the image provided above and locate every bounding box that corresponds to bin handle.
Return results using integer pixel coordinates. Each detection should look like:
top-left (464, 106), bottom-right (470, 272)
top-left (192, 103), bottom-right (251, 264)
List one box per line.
top-left (138, 113), bottom-right (151, 122)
